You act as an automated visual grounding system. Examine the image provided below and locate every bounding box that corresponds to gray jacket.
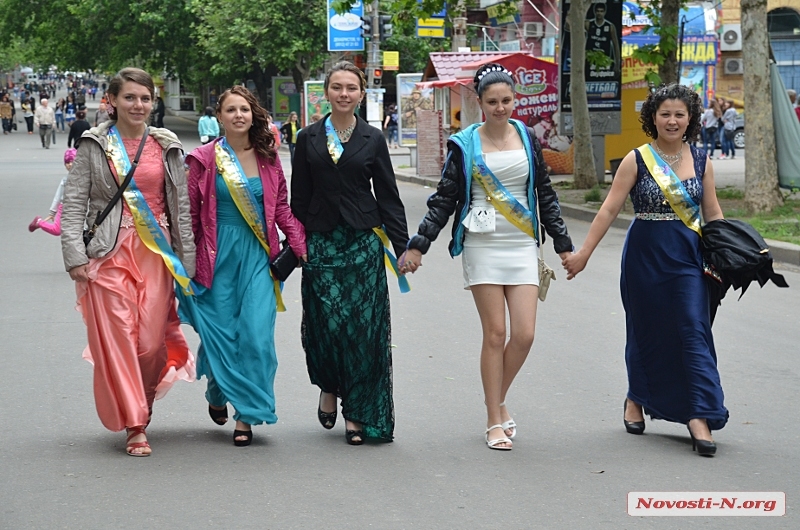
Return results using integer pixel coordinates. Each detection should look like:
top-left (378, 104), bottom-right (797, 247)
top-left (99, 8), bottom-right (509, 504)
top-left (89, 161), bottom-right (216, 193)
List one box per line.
top-left (60, 122), bottom-right (196, 277)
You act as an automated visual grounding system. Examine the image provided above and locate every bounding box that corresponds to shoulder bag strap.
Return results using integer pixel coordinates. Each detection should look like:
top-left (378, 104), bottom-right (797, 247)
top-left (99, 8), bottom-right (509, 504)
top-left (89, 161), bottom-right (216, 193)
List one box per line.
top-left (89, 127), bottom-right (149, 233)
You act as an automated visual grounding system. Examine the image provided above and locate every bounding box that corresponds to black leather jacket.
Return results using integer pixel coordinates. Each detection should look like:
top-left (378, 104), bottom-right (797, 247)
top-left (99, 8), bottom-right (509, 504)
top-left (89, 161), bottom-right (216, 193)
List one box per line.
top-left (408, 127), bottom-right (572, 256)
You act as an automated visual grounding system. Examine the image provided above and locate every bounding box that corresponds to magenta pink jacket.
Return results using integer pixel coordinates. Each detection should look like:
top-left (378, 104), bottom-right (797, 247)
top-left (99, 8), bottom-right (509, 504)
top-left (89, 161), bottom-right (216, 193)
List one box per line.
top-left (186, 139), bottom-right (306, 289)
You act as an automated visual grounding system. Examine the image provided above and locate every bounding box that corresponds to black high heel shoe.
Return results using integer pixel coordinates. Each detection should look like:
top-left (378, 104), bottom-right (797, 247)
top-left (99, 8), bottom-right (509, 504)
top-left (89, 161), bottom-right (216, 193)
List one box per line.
top-left (317, 391), bottom-right (337, 430)
top-left (687, 425), bottom-right (716, 457)
top-left (233, 428), bottom-right (253, 447)
top-left (208, 404), bottom-right (228, 426)
top-left (623, 399), bottom-right (645, 435)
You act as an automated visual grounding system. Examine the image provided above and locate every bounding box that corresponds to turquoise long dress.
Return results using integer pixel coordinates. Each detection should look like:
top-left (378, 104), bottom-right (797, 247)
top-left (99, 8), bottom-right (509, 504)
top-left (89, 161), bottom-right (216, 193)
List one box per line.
top-left (177, 174), bottom-right (278, 425)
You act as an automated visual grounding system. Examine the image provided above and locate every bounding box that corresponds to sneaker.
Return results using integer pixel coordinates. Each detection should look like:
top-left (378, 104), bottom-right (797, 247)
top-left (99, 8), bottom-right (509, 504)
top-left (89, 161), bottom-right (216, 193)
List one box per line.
top-left (718, 154), bottom-right (726, 160)
top-left (28, 216), bottom-right (41, 232)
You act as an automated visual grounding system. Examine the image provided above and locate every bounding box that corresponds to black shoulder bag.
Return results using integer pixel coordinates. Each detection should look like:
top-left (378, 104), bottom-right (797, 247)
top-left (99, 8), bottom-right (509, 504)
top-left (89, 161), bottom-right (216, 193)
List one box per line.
top-left (83, 127), bottom-right (149, 246)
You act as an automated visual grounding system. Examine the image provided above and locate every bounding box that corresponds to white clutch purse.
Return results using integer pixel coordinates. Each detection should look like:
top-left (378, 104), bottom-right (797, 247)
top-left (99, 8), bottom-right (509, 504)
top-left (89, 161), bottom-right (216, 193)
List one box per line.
top-left (462, 205), bottom-right (496, 233)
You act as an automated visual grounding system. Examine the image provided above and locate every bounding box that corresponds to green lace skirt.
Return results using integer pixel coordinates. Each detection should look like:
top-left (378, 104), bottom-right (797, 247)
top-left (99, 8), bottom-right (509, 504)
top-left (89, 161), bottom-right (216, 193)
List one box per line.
top-left (301, 222), bottom-right (394, 441)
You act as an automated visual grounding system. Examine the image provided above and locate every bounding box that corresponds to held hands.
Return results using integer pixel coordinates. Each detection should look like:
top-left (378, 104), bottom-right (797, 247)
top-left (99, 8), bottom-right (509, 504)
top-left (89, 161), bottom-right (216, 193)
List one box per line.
top-left (69, 264), bottom-right (89, 282)
top-left (398, 248), bottom-right (422, 275)
top-left (562, 249), bottom-right (589, 280)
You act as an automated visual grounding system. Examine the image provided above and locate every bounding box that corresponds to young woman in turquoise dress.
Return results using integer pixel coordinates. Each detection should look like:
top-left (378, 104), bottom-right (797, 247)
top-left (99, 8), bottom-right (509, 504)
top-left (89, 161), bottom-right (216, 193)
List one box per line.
top-left (178, 86), bottom-right (307, 446)
top-left (563, 84), bottom-right (727, 456)
top-left (402, 64), bottom-right (574, 450)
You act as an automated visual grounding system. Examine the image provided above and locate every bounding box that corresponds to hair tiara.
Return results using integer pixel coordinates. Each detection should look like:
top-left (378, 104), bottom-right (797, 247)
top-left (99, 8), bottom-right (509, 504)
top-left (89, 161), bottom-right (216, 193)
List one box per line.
top-left (474, 64), bottom-right (513, 88)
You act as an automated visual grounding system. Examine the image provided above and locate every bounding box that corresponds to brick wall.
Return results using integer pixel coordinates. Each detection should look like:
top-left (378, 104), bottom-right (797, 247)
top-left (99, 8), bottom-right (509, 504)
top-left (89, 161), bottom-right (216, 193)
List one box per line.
top-left (416, 110), bottom-right (445, 177)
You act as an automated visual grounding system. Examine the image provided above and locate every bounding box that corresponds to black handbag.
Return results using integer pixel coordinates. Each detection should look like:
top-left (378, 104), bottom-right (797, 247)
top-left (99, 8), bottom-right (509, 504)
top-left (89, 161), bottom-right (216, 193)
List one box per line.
top-left (83, 127), bottom-right (149, 246)
top-left (269, 240), bottom-right (299, 282)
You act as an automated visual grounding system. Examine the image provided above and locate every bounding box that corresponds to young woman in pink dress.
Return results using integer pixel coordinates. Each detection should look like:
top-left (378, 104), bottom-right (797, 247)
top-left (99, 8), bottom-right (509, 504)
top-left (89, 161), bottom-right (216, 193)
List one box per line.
top-left (60, 67), bottom-right (196, 457)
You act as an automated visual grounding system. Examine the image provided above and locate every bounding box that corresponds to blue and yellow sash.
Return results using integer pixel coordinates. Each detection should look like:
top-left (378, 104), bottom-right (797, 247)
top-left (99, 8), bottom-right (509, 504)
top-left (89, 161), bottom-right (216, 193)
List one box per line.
top-left (470, 128), bottom-right (538, 240)
top-left (325, 116), bottom-right (410, 293)
top-left (107, 127), bottom-right (193, 294)
top-left (637, 143), bottom-right (703, 236)
top-left (215, 139), bottom-right (286, 311)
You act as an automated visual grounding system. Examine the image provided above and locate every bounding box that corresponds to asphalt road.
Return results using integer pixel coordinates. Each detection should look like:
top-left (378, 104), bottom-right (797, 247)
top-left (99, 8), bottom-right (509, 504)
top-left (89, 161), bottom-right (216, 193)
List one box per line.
top-left (1, 93), bottom-right (798, 529)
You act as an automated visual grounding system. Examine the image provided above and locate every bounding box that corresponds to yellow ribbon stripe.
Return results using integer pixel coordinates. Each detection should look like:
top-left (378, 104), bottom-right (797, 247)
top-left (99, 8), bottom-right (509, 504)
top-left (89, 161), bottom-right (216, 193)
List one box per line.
top-left (638, 144), bottom-right (703, 236)
top-left (372, 228), bottom-right (411, 293)
top-left (107, 128), bottom-right (193, 294)
top-left (215, 140), bottom-right (286, 312)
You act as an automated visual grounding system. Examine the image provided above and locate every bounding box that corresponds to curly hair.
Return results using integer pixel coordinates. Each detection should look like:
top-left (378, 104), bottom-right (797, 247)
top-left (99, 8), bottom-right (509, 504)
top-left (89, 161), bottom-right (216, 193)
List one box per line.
top-left (639, 84), bottom-right (703, 142)
top-left (216, 86), bottom-right (276, 162)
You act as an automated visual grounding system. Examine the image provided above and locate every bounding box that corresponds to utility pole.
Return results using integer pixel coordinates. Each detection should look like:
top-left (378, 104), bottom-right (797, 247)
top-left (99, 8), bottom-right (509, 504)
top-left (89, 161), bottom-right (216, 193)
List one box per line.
top-left (451, 0), bottom-right (467, 51)
top-left (366, 0), bottom-right (380, 87)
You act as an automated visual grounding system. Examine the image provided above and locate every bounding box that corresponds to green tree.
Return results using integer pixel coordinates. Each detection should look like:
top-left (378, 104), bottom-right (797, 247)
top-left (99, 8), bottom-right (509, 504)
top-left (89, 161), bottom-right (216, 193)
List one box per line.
top-left (191, 0), bottom-right (327, 103)
top-left (631, 0), bottom-right (685, 86)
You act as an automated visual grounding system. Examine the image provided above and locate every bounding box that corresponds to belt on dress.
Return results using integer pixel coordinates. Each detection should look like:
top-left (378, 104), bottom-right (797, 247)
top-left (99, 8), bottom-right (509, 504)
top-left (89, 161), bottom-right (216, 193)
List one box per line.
top-left (635, 212), bottom-right (681, 221)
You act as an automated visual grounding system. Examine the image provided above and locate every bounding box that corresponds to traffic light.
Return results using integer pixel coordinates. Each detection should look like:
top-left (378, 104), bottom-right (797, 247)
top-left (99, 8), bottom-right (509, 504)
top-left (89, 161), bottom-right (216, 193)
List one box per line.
top-left (379, 15), bottom-right (393, 40)
top-left (361, 16), bottom-right (372, 40)
top-left (373, 68), bottom-right (383, 87)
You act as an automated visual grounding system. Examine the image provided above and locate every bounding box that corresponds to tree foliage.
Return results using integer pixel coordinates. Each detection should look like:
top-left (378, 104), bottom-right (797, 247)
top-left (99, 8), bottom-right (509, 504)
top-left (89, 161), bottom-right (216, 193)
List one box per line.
top-left (632, 0), bottom-right (686, 86)
top-left (0, 0), bottom-right (328, 103)
top-left (190, 0), bottom-right (327, 100)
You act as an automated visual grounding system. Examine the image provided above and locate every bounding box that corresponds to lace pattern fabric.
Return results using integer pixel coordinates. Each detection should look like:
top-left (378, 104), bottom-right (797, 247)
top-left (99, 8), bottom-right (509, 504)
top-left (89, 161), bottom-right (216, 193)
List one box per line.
top-left (631, 145), bottom-right (705, 214)
top-left (121, 212), bottom-right (169, 229)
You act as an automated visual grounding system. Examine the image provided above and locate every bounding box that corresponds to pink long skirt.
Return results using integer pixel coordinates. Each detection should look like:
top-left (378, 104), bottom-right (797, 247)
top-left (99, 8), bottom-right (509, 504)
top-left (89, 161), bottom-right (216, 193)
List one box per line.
top-left (76, 228), bottom-right (195, 432)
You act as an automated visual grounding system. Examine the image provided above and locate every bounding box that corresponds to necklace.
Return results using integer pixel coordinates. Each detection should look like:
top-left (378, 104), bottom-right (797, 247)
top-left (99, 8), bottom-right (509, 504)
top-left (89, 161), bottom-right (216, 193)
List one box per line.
top-left (653, 141), bottom-right (683, 170)
top-left (483, 125), bottom-right (511, 152)
top-left (334, 118), bottom-right (356, 143)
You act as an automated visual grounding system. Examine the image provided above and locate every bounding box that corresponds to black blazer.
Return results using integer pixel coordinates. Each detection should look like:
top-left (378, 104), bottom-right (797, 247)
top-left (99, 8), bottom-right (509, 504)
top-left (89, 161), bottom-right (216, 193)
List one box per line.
top-left (290, 115), bottom-right (409, 256)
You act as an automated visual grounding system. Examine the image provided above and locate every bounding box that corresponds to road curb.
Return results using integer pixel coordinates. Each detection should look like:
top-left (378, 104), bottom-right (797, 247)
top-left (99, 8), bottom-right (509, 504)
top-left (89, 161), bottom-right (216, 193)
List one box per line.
top-left (394, 169), bottom-right (800, 266)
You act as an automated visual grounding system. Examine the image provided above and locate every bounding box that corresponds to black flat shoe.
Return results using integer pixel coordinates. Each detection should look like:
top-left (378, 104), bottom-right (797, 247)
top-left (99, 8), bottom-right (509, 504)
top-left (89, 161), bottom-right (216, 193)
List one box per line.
top-left (208, 404), bottom-right (228, 426)
top-left (317, 392), bottom-right (337, 430)
top-left (345, 429), bottom-right (364, 446)
top-left (688, 426), bottom-right (716, 457)
top-left (233, 429), bottom-right (253, 447)
top-left (623, 399), bottom-right (645, 435)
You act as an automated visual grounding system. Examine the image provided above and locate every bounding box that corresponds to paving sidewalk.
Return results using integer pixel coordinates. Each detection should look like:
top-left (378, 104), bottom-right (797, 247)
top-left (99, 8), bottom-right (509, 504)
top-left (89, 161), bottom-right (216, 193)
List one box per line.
top-left (393, 153), bottom-right (800, 267)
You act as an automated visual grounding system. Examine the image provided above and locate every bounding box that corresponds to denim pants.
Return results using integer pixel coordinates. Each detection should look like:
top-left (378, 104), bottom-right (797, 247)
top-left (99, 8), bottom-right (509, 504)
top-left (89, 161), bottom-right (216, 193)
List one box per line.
top-left (702, 128), bottom-right (716, 157)
top-left (721, 130), bottom-right (735, 157)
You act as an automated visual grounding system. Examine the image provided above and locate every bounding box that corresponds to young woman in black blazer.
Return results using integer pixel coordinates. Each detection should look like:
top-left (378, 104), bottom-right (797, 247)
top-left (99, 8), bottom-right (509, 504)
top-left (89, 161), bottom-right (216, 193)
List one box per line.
top-left (291, 61), bottom-right (409, 445)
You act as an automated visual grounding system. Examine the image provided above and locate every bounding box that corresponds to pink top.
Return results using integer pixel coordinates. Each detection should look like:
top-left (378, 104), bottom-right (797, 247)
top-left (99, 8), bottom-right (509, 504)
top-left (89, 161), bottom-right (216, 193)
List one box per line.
top-left (113, 136), bottom-right (169, 227)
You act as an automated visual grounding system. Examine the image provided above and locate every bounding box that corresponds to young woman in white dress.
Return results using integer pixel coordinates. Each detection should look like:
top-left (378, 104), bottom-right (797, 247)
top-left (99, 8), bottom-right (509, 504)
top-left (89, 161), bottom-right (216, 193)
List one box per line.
top-left (401, 64), bottom-right (574, 450)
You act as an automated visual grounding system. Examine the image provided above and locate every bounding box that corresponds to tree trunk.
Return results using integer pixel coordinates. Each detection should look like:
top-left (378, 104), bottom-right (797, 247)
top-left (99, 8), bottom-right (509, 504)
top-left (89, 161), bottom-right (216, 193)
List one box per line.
top-left (568, 1), bottom-right (598, 189)
top-left (249, 65), bottom-right (278, 108)
top-left (659, 0), bottom-right (680, 85)
top-left (741, 0), bottom-right (784, 213)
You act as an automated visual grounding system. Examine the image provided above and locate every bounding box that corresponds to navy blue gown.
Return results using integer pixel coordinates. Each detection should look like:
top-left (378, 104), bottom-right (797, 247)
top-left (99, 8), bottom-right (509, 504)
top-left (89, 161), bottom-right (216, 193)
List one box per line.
top-left (622, 146), bottom-right (728, 431)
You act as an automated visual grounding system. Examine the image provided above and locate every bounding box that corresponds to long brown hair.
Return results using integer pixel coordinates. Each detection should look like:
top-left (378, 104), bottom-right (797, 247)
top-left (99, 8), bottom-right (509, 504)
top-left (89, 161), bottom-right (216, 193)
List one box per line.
top-left (216, 86), bottom-right (276, 162)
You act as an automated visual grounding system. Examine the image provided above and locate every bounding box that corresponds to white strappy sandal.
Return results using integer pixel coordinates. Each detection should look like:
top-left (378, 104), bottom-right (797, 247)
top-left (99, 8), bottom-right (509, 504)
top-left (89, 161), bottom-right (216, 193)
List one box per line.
top-left (485, 425), bottom-right (513, 450)
top-left (499, 402), bottom-right (517, 439)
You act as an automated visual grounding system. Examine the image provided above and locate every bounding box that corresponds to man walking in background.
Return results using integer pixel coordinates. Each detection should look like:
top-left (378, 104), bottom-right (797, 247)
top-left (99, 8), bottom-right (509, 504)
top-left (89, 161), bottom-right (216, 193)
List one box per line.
top-left (34, 98), bottom-right (55, 149)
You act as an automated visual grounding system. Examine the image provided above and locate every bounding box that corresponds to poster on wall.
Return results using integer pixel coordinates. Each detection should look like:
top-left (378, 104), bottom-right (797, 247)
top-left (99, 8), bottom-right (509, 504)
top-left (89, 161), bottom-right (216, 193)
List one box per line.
top-left (559, 0), bottom-right (623, 135)
top-left (397, 73), bottom-right (433, 146)
top-left (272, 77), bottom-right (296, 123)
top-left (500, 53), bottom-right (573, 175)
top-left (304, 81), bottom-right (331, 126)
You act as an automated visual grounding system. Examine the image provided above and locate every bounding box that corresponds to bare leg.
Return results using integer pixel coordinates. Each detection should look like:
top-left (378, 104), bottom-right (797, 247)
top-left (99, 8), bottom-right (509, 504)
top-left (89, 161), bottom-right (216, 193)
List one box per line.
top-left (625, 399), bottom-right (645, 423)
top-left (471, 284), bottom-right (512, 448)
top-left (688, 418), bottom-right (713, 442)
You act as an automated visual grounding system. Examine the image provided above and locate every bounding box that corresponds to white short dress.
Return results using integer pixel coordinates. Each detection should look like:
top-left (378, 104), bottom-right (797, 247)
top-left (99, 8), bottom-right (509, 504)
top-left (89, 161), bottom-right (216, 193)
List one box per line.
top-left (462, 149), bottom-right (539, 289)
